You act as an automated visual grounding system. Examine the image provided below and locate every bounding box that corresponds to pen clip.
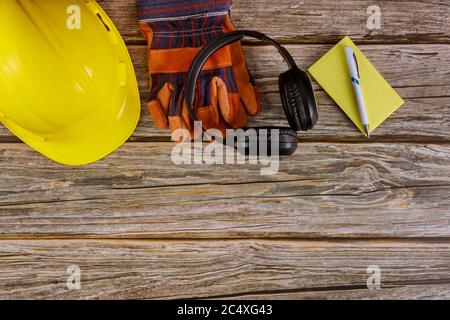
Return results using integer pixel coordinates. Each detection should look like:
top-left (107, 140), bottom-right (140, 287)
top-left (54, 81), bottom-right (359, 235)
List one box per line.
top-left (353, 52), bottom-right (360, 78)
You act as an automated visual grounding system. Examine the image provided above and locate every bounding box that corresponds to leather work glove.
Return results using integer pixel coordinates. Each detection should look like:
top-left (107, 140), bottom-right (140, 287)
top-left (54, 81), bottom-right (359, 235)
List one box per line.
top-left (137, 0), bottom-right (260, 139)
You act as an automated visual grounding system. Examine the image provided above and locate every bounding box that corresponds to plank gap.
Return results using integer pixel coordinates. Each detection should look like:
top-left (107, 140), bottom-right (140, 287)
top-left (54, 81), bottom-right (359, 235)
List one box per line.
top-left (0, 237), bottom-right (449, 243)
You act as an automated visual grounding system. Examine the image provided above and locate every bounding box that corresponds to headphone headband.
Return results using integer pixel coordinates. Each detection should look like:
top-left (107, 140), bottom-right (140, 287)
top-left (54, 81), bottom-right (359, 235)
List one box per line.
top-left (185, 31), bottom-right (298, 121)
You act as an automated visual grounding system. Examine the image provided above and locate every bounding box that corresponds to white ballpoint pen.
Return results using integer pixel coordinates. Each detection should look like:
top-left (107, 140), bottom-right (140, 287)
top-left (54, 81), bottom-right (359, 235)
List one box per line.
top-left (344, 46), bottom-right (370, 137)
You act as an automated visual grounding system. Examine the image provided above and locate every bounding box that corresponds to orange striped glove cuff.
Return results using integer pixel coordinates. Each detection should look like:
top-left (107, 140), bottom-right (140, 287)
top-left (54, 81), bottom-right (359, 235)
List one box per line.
top-left (137, 0), bottom-right (233, 22)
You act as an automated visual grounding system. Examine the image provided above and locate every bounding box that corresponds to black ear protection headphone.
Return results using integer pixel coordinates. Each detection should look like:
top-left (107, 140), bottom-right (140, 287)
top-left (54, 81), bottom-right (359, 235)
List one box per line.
top-left (186, 30), bottom-right (318, 156)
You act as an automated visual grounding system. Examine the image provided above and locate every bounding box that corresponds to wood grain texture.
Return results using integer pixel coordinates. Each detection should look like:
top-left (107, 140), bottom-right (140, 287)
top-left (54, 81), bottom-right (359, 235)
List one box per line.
top-left (98, 0), bottom-right (450, 44)
top-left (1, 44), bottom-right (449, 142)
top-left (0, 240), bottom-right (448, 299)
top-left (1, 142), bottom-right (449, 239)
top-left (225, 284), bottom-right (450, 300)
top-left (0, 0), bottom-right (448, 300)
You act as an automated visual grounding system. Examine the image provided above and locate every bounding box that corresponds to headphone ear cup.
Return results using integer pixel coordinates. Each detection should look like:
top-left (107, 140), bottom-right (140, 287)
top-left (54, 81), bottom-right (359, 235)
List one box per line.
top-left (277, 127), bottom-right (298, 156)
top-left (280, 71), bottom-right (304, 131)
top-left (278, 127), bottom-right (298, 138)
top-left (231, 127), bottom-right (298, 157)
top-left (280, 68), bottom-right (318, 131)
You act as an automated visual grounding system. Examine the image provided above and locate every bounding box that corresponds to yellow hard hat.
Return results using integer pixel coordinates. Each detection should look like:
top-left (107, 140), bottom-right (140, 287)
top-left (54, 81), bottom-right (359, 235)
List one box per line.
top-left (0, 0), bottom-right (140, 165)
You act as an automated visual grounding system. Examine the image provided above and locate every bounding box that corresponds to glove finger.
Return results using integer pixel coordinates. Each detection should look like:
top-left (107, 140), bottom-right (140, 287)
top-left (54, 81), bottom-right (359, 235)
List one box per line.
top-left (234, 76), bottom-right (261, 116)
top-left (181, 90), bottom-right (194, 135)
top-left (222, 16), bottom-right (261, 116)
top-left (196, 76), bottom-right (221, 129)
top-left (212, 76), bottom-right (248, 128)
top-left (168, 86), bottom-right (193, 140)
top-left (148, 82), bottom-right (173, 129)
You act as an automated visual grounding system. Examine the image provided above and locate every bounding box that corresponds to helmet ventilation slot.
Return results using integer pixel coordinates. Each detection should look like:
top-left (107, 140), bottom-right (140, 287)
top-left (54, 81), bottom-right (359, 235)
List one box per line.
top-left (96, 13), bottom-right (110, 32)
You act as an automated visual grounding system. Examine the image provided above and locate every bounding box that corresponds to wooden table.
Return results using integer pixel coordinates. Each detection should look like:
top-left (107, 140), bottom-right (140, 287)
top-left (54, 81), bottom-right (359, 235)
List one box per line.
top-left (1, 0), bottom-right (449, 299)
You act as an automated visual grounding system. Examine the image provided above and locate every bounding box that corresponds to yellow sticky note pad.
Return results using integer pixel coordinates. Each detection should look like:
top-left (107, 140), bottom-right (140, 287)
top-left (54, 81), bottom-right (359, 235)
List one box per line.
top-left (308, 36), bottom-right (404, 135)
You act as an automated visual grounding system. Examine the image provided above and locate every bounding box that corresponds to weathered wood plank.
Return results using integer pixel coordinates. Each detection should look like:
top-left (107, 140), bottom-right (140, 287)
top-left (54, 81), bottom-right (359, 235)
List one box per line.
top-left (0, 1), bottom-right (448, 301)
top-left (1, 44), bottom-right (449, 142)
top-left (99, 0), bottom-right (450, 44)
top-left (0, 142), bottom-right (449, 239)
top-left (226, 284), bottom-right (450, 300)
top-left (0, 240), bottom-right (448, 299)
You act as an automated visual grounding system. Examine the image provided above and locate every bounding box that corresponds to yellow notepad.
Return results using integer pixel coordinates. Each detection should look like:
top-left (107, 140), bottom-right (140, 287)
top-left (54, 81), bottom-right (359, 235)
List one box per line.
top-left (308, 36), bottom-right (404, 136)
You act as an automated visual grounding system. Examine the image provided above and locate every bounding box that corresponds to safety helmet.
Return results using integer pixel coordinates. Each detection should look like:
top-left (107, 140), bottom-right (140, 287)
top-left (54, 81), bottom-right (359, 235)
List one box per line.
top-left (0, 0), bottom-right (140, 165)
